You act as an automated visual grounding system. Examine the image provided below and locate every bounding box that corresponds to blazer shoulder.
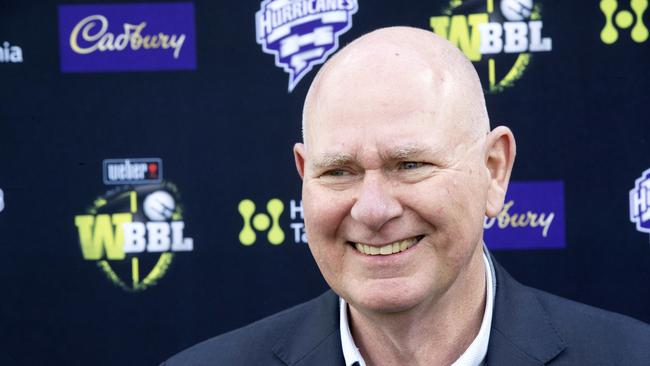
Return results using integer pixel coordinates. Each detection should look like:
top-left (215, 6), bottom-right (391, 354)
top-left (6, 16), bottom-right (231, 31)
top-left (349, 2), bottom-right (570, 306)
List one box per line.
top-left (530, 287), bottom-right (650, 364)
top-left (161, 291), bottom-right (338, 366)
top-left (489, 258), bottom-right (650, 365)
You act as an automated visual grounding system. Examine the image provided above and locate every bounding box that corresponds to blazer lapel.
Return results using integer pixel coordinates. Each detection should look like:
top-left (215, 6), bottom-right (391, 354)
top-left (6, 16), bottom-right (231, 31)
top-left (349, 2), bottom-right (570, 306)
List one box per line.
top-left (272, 290), bottom-right (345, 366)
top-left (487, 258), bottom-right (566, 365)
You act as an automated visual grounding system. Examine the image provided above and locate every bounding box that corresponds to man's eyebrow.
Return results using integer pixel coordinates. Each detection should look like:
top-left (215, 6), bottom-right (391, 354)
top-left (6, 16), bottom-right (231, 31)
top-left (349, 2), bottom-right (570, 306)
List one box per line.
top-left (383, 146), bottom-right (430, 160)
top-left (311, 153), bottom-right (356, 169)
top-left (311, 146), bottom-right (435, 169)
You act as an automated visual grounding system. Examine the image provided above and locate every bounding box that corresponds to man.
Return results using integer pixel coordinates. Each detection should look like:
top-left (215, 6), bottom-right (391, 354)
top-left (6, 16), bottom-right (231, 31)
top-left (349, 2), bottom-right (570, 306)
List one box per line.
top-left (162, 27), bottom-right (650, 365)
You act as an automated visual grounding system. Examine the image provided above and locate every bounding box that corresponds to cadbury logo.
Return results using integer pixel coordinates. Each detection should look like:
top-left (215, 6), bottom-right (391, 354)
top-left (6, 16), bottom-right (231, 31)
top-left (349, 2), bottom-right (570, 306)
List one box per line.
top-left (58, 3), bottom-right (196, 72)
top-left (484, 199), bottom-right (555, 237)
top-left (69, 15), bottom-right (186, 59)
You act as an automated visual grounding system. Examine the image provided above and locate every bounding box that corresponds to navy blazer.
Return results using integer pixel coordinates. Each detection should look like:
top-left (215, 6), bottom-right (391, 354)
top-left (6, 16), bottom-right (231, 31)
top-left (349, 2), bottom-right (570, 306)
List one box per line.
top-left (162, 259), bottom-right (650, 365)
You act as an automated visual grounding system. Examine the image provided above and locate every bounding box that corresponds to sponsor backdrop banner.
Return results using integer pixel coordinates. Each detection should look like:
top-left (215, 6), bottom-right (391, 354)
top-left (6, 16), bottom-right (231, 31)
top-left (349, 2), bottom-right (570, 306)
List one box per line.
top-left (0, 0), bottom-right (648, 365)
top-left (58, 2), bottom-right (197, 72)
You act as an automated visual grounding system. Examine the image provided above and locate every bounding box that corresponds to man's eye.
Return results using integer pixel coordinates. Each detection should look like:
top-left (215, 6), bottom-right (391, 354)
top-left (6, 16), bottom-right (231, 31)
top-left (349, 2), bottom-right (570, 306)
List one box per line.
top-left (400, 162), bottom-right (423, 170)
top-left (323, 169), bottom-right (348, 177)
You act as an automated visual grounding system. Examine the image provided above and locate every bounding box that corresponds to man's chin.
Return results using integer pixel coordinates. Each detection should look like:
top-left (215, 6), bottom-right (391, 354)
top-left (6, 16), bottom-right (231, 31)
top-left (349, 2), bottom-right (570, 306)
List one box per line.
top-left (347, 287), bottom-right (432, 315)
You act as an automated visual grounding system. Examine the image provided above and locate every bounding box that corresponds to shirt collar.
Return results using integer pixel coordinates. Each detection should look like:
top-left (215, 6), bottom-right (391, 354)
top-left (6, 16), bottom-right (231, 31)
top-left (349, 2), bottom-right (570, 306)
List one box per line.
top-left (339, 251), bottom-right (496, 366)
top-left (339, 296), bottom-right (365, 366)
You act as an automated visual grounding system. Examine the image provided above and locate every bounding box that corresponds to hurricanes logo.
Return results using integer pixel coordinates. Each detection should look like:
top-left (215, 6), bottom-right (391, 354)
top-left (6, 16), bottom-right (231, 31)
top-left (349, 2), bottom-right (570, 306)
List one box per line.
top-left (600, 0), bottom-right (648, 44)
top-left (430, 0), bottom-right (552, 93)
top-left (255, 0), bottom-right (358, 92)
top-left (74, 182), bottom-right (193, 291)
top-left (630, 168), bottom-right (650, 239)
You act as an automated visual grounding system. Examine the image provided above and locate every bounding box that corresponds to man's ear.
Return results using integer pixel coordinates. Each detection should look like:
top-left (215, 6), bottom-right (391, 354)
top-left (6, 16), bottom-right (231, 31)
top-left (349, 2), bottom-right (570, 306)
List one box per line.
top-left (294, 143), bottom-right (306, 180)
top-left (484, 126), bottom-right (516, 217)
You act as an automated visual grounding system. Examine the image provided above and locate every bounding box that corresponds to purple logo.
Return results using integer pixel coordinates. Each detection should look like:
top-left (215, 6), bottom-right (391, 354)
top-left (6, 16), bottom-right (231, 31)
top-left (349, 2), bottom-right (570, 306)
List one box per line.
top-left (484, 181), bottom-right (565, 250)
top-left (630, 168), bottom-right (650, 236)
top-left (58, 3), bottom-right (196, 72)
top-left (255, 0), bottom-right (358, 92)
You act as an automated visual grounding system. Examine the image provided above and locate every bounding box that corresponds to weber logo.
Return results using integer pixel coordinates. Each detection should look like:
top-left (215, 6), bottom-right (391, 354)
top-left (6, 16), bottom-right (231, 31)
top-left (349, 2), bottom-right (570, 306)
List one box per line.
top-left (103, 158), bottom-right (163, 185)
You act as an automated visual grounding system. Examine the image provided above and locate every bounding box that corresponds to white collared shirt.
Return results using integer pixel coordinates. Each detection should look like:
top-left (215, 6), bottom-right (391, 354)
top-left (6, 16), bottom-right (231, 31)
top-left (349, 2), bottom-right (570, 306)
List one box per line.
top-left (339, 252), bottom-right (496, 366)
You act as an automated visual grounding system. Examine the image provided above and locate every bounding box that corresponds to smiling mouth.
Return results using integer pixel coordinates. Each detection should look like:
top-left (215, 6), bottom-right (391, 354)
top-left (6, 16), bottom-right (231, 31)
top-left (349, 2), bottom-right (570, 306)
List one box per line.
top-left (351, 236), bottom-right (423, 256)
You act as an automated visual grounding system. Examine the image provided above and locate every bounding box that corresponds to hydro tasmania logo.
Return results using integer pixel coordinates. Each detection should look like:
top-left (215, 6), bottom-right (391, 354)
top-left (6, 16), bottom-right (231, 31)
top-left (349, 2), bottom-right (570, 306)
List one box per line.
top-left (238, 198), bottom-right (306, 245)
top-left (630, 168), bottom-right (650, 239)
top-left (0, 41), bottom-right (23, 63)
top-left (58, 3), bottom-right (196, 72)
top-left (74, 158), bottom-right (193, 292)
top-left (600, 0), bottom-right (648, 44)
top-left (430, 0), bottom-right (552, 93)
top-left (255, 0), bottom-right (358, 92)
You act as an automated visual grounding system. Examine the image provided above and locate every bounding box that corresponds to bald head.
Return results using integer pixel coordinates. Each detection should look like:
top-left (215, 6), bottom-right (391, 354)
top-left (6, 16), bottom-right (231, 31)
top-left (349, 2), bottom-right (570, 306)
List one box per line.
top-left (302, 26), bottom-right (489, 147)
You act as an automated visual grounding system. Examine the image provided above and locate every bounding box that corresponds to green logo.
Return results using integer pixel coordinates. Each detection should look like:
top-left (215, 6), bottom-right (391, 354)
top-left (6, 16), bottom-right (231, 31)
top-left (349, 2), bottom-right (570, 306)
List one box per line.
top-left (430, 0), bottom-right (552, 93)
top-left (74, 182), bottom-right (193, 292)
top-left (600, 0), bottom-right (648, 44)
top-left (238, 198), bottom-right (285, 245)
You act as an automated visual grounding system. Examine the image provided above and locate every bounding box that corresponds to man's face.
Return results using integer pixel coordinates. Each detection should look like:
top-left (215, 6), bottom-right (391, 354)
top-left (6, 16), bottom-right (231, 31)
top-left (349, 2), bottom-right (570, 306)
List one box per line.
top-left (295, 65), bottom-right (491, 313)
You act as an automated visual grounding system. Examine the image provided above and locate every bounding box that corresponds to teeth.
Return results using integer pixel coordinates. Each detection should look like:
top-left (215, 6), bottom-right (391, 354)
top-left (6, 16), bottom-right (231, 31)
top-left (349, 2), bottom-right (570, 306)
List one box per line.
top-left (353, 237), bottom-right (418, 256)
top-left (400, 241), bottom-right (408, 251)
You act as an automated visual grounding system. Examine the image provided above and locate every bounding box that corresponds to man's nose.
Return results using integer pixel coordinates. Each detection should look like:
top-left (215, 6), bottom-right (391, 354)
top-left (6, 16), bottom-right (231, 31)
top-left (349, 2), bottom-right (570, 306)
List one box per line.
top-left (350, 172), bottom-right (403, 231)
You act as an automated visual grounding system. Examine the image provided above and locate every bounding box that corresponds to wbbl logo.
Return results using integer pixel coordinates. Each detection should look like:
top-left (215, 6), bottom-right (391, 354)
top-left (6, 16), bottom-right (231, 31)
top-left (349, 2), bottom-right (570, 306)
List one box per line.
top-left (430, 0), bottom-right (553, 93)
top-left (75, 158), bottom-right (194, 292)
top-left (630, 169), bottom-right (650, 238)
top-left (255, 0), bottom-right (358, 92)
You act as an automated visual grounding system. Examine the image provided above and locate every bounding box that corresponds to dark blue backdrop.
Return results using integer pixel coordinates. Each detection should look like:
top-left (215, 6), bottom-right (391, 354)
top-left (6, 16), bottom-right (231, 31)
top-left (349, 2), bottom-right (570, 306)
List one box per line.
top-left (0, 1), bottom-right (649, 365)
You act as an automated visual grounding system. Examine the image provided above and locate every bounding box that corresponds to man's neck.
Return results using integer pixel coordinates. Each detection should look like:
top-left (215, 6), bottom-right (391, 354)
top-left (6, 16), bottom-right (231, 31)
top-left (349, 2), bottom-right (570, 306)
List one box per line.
top-left (347, 248), bottom-right (487, 366)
